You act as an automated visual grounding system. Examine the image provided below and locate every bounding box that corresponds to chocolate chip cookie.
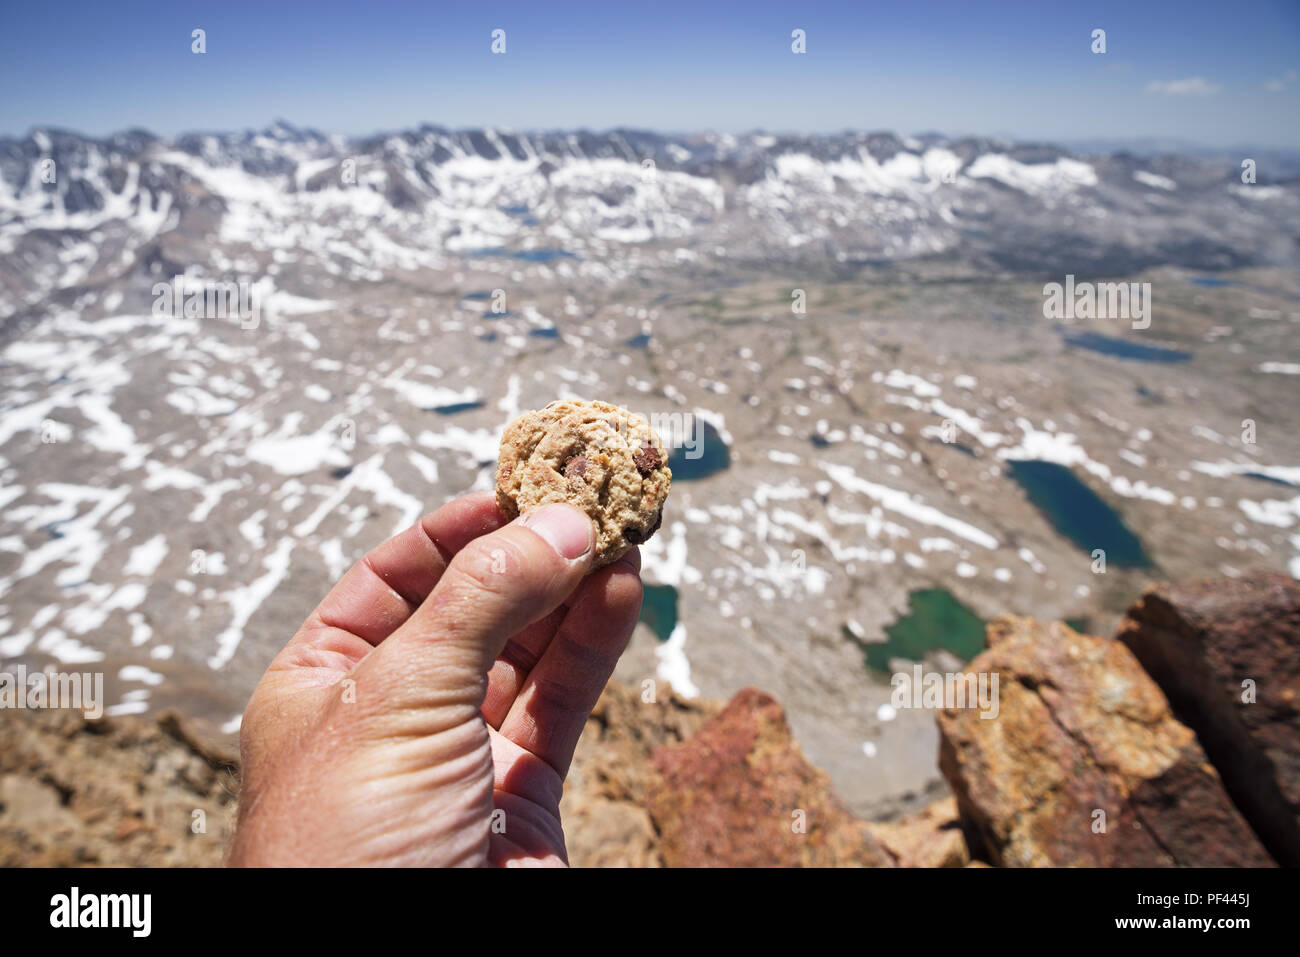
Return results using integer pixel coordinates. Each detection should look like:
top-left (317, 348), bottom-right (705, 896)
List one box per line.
top-left (495, 399), bottom-right (672, 566)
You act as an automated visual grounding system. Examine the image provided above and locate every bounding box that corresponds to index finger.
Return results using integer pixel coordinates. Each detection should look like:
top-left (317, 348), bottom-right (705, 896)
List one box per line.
top-left (288, 490), bottom-right (508, 663)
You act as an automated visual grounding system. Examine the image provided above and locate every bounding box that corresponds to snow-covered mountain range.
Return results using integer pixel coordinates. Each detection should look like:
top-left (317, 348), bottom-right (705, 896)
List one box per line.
top-left (3, 122), bottom-right (1297, 329)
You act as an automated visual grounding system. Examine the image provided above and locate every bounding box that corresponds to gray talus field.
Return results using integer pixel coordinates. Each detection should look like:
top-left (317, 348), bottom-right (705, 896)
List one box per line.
top-left (1, 125), bottom-right (1297, 816)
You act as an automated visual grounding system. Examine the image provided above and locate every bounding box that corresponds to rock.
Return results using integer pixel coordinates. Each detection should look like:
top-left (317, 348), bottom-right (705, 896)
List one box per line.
top-left (937, 617), bottom-right (1273, 867)
top-left (0, 775), bottom-right (82, 836)
top-left (1118, 573), bottom-right (1300, 866)
top-left (0, 708), bottom-right (237, 867)
top-left (559, 795), bottom-right (659, 868)
top-left (867, 796), bottom-right (970, 867)
top-left (560, 679), bottom-right (719, 867)
top-left (646, 687), bottom-right (893, 867)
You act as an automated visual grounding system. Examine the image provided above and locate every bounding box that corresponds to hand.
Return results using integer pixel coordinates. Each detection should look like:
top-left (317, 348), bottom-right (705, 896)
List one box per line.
top-left (228, 491), bottom-right (643, 867)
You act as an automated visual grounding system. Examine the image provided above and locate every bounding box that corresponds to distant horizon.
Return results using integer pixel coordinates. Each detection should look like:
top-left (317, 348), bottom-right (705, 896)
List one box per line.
top-left (2, 1), bottom-right (1297, 149)
top-left (7, 119), bottom-right (1300, 158)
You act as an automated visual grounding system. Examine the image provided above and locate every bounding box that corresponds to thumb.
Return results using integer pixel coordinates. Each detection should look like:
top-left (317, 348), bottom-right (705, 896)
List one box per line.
top-left (349, 503), bottom-right (595, 726)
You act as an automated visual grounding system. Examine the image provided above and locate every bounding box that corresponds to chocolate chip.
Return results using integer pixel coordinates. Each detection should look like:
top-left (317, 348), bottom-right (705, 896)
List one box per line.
top-left (563, 455), bottom-right (589, 482)
top-left (622, 509), bottom-right (662, 547)
top-left (633, 443), bottom-right (661, 477)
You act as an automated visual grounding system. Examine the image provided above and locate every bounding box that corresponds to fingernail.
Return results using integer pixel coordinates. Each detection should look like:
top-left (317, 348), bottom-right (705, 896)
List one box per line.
top-left (521, 504), bottom-right (594, 560)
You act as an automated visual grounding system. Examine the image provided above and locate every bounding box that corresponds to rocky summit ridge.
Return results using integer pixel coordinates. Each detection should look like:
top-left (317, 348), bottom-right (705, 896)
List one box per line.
top-left (1, 573), bottom-right (1295, 867)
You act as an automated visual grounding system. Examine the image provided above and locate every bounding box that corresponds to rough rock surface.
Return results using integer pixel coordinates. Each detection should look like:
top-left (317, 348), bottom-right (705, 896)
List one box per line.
top-left (937, 616), bottom-right (1273, 867)
top-left (0, 680), bottom-right (723, 868)
top-left (646, 687), bottom-right (894, 867)
top-left (561, 679), bottom-right (720, 867)
top-left (1118, 573), bottom-right (1300, 866)
top-left (866, 796), bottom-right (970, 867)
top-left (0, 708), bottom-right (238, 866)
top-left (6, 578), bottom-right (1292, 869)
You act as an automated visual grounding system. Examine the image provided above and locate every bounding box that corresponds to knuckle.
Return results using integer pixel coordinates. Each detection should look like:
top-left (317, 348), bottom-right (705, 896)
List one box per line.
top-left (614, 565), bottom-right (644, 605)
top-left (554, 630), bottom-right (620, 681)
top-left (449, 536), bottom-right (524, 594)
top-left (445, 529), bottom-right (556, 597)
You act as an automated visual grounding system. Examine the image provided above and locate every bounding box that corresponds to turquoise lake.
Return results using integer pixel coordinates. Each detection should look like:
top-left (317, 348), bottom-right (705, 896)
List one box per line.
top-left (638, 584), bottom-right (679, 643)
top-left (848, 588), bottom-right (986, 675)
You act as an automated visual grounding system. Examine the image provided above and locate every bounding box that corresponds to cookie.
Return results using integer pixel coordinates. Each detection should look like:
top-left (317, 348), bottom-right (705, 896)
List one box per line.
top-left (495, 399), bottom-right (672, 566)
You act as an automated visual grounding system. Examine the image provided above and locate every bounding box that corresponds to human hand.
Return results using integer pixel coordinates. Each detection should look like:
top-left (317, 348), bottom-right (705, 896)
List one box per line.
top-left (228, 491), bottom-right (643, 866)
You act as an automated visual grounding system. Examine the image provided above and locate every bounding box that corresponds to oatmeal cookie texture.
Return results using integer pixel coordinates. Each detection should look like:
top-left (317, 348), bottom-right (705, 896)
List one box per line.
top-left (496, 399), bottom-right (673, 567)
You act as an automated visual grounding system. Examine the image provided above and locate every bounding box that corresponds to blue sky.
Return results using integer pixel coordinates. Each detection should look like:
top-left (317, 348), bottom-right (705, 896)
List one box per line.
top-left (1, 0), bottom-right (1297, 147)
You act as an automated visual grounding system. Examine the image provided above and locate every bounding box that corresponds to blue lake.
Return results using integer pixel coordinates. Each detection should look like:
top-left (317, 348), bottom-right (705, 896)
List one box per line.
top-left (1064, 331), bottom-right (1191, 364)
top-left (667, 420), bottom-right (730, 481)
top-left (1245, 471), bottom-right (1297, 488)
top-left (432, 401), bottom-right (485, 415)
top-left (1007, 459), bottom-right (1153, 568)
top-left (513, 249), bottom-right (578, 263)
top-left (466, 247), bottom-right (579, 263)
top-left (502, 205), bottom-right (540, 226)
